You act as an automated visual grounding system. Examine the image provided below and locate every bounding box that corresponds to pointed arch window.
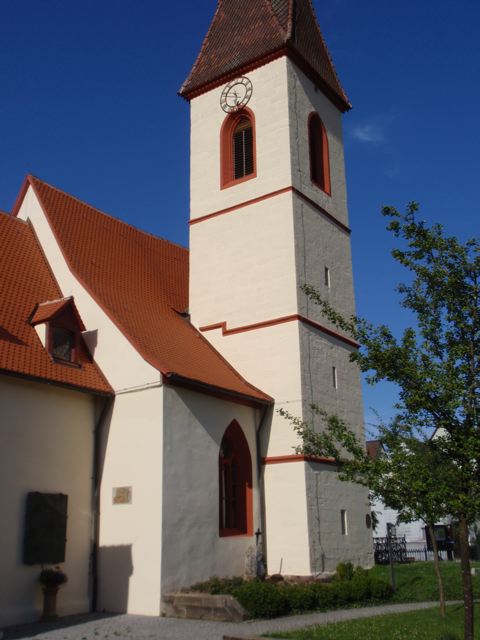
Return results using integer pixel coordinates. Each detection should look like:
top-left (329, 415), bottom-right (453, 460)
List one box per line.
top-left (308, 113), bottom-right (331, 195)
top-left (219, 420), bottom-right (253, 537)
top-left (221, 109), bottom-right (257, 189)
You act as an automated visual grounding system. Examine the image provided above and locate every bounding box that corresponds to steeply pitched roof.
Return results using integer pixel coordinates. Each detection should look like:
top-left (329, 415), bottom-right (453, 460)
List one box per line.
top-left (31, 297), bottom-right (86, 331)
top-left (0, 213), bottom-right (112, 395)
top-left (180, 0), bottom-right (350, 111)
top-left (15, 176), bottom-right (272, 406)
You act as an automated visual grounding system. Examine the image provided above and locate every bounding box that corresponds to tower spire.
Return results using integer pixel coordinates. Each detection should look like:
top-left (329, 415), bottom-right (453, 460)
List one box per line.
top-left (180, 0), bottom-right (350, 111)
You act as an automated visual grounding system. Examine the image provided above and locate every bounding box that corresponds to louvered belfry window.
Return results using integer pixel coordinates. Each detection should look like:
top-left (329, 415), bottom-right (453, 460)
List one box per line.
top-left (233, 117), bottom-right (254, 180)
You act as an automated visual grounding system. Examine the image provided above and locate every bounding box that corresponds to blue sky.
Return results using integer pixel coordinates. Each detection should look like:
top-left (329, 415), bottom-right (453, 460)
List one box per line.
top-left (1, 0), bottom-right (478, 431)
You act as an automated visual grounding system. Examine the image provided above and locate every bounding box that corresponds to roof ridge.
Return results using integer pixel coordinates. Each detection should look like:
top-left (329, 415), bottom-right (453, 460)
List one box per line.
top-left (264, 0), bottom-right (289, 39)
top-left (287, 0), bottom-right (295, 40)
top-left (37, 296), bottom-right (73, 306)
top-left (27, 175), bottom-right (188, 254)
top-left (302, 0), bottom-right (350, 105)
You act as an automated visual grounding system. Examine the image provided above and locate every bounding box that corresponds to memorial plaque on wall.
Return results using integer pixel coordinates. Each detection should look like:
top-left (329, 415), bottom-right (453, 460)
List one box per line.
top-left (112, 486), bottom-right (132, 505)
top-left (23, 492), bottom-right (68, 565)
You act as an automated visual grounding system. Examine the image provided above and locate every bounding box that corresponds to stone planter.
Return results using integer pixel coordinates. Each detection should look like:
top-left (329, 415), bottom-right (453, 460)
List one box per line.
top-left (40, 586), bottom-right (59, 622)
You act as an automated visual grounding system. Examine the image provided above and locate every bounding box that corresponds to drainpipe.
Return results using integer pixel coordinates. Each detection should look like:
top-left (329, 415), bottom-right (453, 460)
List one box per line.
top-left (255, 404), bottom-right (273, 574)
top-left (90, 394), bottom-right (114, 612)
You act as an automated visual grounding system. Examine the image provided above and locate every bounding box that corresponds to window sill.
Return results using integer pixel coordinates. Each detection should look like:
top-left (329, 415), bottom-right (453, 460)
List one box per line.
top-left (311, 179), bottom-right (331, 197)
top-left (219, 528), bottom-right (253, 538)
top-left (221, 171), bottom-right (257, 191)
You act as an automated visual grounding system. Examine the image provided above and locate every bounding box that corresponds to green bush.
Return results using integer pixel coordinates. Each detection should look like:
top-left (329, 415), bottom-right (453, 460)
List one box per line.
top-left (188, 569), bottom-right (393, 619)
top-left (190, 575), bottom-right (244, 595)
top-left (335, 561), bottom-right (355, 581)
top-left (310, 583), bottom-right (337, 610)
top-left (235, 581), bottom-right (290, 619)
top-left (331, 580), bottom-right (355, 604)
top-left (280, 584), bottom-right (317, 613)
top-left (369, 576), bottom-right (394, 600)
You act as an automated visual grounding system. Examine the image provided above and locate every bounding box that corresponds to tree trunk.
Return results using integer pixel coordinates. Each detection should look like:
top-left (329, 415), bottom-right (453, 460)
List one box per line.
top-left (459, 516), bottom-right (474, 640)
top-left (428, 523), bottom-right (446, 618)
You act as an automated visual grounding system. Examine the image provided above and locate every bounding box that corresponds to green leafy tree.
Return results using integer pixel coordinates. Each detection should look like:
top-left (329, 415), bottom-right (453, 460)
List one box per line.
top-left (283, 204), bottom-right (479, 640)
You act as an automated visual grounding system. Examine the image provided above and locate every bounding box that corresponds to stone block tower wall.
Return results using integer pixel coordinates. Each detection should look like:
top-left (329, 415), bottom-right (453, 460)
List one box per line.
top-left (183, 0), bottom-right (373, 574)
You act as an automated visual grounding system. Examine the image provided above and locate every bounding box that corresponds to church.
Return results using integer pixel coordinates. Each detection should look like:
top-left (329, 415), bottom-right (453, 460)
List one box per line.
top-left (0, 0), bottom-right (373, 626)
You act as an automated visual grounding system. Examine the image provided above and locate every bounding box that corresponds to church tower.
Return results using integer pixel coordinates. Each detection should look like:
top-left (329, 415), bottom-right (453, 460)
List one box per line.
top-left (181, 0), bottom-right (373, 574)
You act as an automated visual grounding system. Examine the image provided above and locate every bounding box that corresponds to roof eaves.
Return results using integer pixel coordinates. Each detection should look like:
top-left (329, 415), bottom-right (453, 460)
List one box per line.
top-left (180, 46), bottom-right (288, 101)
top-left (0, 367), bottom-right (113, 398)
top-left (164, 372), bottom-right (273, 408)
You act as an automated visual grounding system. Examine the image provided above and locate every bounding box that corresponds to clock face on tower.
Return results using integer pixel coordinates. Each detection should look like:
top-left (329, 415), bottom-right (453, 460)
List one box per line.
top-left (220, 77), bottom-right (253, 113)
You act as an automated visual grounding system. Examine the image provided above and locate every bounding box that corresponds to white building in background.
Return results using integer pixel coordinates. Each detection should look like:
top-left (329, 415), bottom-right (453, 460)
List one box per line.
top-left (0, 0), bottom-right (373, 627)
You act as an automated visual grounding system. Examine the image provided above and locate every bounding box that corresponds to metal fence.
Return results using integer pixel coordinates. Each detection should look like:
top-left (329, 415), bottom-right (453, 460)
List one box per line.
top-left (373, 537), bottom-right (450, 564)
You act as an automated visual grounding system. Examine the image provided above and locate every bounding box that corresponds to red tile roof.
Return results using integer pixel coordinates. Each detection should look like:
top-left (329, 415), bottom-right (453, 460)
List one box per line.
top-left (0, 213), bottom-right (112, 395)
top-left (180, 0), bottom-right (350, 111)
top-left (31, 297), bottom-right (86, 331)
top-left (17, 176), bottom-right (272, 406)
top-left (366, 440), bottom-right (382, 460)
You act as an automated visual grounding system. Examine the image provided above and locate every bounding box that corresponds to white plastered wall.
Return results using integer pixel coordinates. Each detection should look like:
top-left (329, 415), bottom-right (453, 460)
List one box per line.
top-left (160, 386), bottom-right (261, 594)
top-left (97, 385), bottom-right (163, 615)
top-left (0, 375), bottom-right (97, 626)
top-left (16, 187), bottom-right (166, 615)
top-left (190, 57), bottom-right (292, 221)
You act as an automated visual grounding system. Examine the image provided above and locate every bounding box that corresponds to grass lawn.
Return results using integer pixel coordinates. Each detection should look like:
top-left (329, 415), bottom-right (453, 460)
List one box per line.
top-left (265, 604), bottom-right (480, 640)
top-left (370, 561), bottom-right (480, 603)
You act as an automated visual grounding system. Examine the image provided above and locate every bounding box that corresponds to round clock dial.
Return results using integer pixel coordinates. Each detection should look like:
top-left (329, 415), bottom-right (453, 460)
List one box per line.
top-left (220, 77), bottom-right (253, 113)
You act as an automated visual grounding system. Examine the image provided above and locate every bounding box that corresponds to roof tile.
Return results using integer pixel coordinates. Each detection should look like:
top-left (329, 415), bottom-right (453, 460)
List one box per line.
top-left (24, 176), bottom-right (271, 405)
top-left (0, 213), bottom-right (112, 394)
top-left (180, 0), bottom-right (350, 110)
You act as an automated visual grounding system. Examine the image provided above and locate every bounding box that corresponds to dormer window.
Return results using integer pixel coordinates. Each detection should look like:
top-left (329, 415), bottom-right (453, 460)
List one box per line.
top-left (30, 297), bottom-right (86, 367)
top-left (50, 326), bottom-right (76, 363)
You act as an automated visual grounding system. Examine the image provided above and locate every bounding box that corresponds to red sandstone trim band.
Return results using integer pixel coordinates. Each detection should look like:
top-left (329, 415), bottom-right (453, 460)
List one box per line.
top-left (199, 314), bottom-right (359, 349)
top-left (189, 185), bottom-right (351, 234)
top-left (262, 454), bottom-right (336, 465)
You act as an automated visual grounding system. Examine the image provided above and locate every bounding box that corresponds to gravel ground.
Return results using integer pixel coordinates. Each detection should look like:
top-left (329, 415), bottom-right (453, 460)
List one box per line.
top-left (1, 602), bottom-right (450, 640)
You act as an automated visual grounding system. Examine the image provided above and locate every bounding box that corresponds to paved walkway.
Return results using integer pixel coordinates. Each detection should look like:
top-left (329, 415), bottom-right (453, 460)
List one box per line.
top-left (2, 602), bottom-right (449, 640)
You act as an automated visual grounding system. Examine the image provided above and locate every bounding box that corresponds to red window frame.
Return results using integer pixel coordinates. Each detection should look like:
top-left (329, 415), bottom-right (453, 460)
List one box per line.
top-left (219, 420), bottom-right (253, 537)
top-left (308, 112), bottom-right (331, 195)
top-left (220, 108), bottom-right (257, 190)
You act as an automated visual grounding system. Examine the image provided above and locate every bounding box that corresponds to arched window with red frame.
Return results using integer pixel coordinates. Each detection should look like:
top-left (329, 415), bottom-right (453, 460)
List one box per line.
top-left (308, 113), bottom-right (331, 195)
top-left (221, 109), bottom-right (257, 189)
top-left (219, 420), bottom-right (253, 537)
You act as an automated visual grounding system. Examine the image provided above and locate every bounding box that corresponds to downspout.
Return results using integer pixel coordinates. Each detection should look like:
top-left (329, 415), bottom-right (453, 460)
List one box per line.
top-left (90, 394), bottom-right (114, 612)
top-left (255, 403), bottom-right (273, 574)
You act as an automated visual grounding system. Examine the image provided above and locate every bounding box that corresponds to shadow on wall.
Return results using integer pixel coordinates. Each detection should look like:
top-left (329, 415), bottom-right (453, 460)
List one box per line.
top-left (98, 545), bottom-right (133, 613)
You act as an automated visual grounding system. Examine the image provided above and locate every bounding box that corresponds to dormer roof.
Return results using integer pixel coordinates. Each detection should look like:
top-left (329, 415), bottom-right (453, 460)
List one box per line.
top-left (31, 297), bottom-right (86, 331)
top-left (180, 0), bottom-right (350, 111)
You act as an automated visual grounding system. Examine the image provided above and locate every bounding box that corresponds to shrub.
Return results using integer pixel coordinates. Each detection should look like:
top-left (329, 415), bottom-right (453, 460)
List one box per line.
top-left (311, 583), bottom-right (337, 610)
top-left (234, 581), bottom-right (290, 619)
top-left (280, 584), bottom-right (317, 613)
top-left (335, 561), bottom-right (355, 581)
top-left (369, 576), bottom-right (394, 600)
top-left (331, 580), bottom-right (354, 604)
top-left (190, 576), bottom-right (244, 595)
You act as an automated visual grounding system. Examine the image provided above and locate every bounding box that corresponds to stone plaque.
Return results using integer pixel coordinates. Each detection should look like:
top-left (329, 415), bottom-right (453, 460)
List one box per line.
top-left (112, 486), bottom-right (132, 505)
